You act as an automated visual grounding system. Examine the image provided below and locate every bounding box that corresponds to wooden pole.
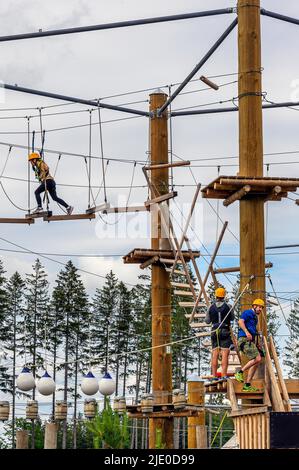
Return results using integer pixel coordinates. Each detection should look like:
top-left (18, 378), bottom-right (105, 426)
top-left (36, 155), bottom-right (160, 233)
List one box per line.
top-left (16, 430), bottom-right (29, 449)
top-left (44, 422), bottom-right (58, 449)
top-left (269, 336), bottom-right (292, 411)
top-left (238, 0), bottom-right (267, 336)
top-left (148, 92), bottom-right (173, 449)
top-left (187, 376), bottom-right (205, 448)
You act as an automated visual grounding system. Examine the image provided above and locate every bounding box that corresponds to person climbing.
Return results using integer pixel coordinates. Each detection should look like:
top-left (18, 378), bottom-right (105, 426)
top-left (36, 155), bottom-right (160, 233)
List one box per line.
top-left (205, 287), bottom-right (234, 381)
top-left (28, 152), bottom-right (73, 215)
top-left (234, 298), bottom-right (265, 392)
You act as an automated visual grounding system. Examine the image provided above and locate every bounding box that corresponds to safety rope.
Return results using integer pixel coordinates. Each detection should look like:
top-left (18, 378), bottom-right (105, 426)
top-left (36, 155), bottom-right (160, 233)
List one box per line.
top-left (97, 100), bottom-right (107, 203)
top-left (27, 117), bottom-right (31, 213)
top-left (268, 275), bottom-right (292, 335)
top-left (0, 145), bottom-right (12, 178)
top-left (210, 410), bottom-right (228, 448)
top-left (216, 165), bottom-right (221, 242)
top-left (88, 110), bottom-right (92, 208)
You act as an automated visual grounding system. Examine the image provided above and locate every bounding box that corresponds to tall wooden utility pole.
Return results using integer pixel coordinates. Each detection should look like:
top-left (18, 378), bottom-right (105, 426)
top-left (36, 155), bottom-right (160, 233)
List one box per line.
top-left (148, 92), bottom-right (173, 449)
top-left (238, 0), bottom-right (267, 336)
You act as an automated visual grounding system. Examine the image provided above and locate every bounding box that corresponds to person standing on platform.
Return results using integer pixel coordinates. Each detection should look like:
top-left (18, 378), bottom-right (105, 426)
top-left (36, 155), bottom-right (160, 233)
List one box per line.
top-left (205, 287), bottom-right (234, 381)
top-left (234, 299), bottom-right (265, 392)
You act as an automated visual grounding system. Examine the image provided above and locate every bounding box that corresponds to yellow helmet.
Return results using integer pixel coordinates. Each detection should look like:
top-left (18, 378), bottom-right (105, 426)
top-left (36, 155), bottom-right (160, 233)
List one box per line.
top-left (215, 287), bottom-right (226, 298)
top-left (252, 298), bottom-right (265, 307)
top-left (28, 152), bottom-right (40, 161)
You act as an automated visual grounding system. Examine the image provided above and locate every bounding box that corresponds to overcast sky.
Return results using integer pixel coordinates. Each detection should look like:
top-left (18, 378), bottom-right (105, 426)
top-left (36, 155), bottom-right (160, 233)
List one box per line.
top-left (0, 1), bottom-right (298, 344)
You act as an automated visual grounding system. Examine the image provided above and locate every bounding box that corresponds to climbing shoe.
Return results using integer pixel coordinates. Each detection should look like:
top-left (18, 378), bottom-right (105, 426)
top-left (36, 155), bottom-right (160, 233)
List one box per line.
top-left (67, 206), bottom-right (74, 215)
top-left (234, 371), bottom-right (244, 383)
top-left (32, 206), bottom-right (43, 214)
top-left (242, 384), bottom-right (259, 392)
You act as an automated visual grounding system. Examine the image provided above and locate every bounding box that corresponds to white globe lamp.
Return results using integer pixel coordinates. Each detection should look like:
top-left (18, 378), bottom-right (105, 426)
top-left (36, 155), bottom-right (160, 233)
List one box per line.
top-left (81, 371), bottom-right (99, 396)
top-left (98, 372), bottom-right (116, 396)
top-left (16, 367), bottom-right (36, 392)
top-left (37, 371), bottom-right (56, 396)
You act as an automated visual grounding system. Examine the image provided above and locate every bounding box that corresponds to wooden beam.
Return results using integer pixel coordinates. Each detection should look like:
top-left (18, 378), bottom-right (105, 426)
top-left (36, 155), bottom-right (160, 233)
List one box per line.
top-left (189, 221), bottom-right (228, 323)
top-left (263, 338), bottom-right (284, 411)
top-left (229, 406), bottom-right (268, 418)
top-left (220, 177), bottom-right (299, 188)
top-left (227, 379), bottom-right (238, 411)
top-left (285, 379), bottom-right (299, 397)
top-left (105, 205), bottom-right (149, 213)
top-left (165, 268), bottom-right (187, 275)
top-left (200, 75), bottom-right (219, 91)
top-left (179, 302), bottom-right (205, 308)
top-left (214, 262), bottom-right (273, 274)
top-left (144, 160), bottom-right (190, 171)
top-left (26, 210), bottom-right (52, 219)
top-left (184, 313), bottom-right (206, 318)
top-left (296, 199), bottom-right (299, 206)
top-left (264, 185), bottom-right (282, 202)
top-left (0, 218), bottom-right (35, 224)
top-left (170, 183), bottom-right (201, 277)
top-left (148, 91), bottom-right (173, 450)
top-left (128, 409), bottom-right (201, 419)
top-left (189, 322), bottom-right (209, 329)
top-left (43, 213), bottom-right (96, 221)
top-left (174, 290), bottom-right (194, 297)
top-left (223, 185), bottom-right (251, 207)
top-left (140, 255), bottom-right (159, 269)
top-left (269, 336), bottom-right (292, 411)
top-left (144, 191), bottom-right (177, 206)
top-left (184, 237), bottom-right (210, 306)
top-left (85, 202), bottom-right (110, 214)
top-left (171, 282), bottom-right (191, 289)
top-left (188, 378), bottom-right (205, 449)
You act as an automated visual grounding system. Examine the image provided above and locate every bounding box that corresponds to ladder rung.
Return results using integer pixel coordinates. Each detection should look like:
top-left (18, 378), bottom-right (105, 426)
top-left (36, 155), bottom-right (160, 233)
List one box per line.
top-left (174, 290), bottom-right (194, 297)
top-left (165, 268), bottom-right (187, 276)
top-left (179, 302), bottom-right (203, 307)
top-left (195, 332), bottom-right (210, 338)
top-left (190, 323), bottom-right (210, 329)
top-left (185, 313), bottom-right (206, 318)
top-left (171, 282), bottom-right (191, 289)
top-left (160, 258), bottom-right (183, 264)
top-left (179, 302), bottom-right (206, 308)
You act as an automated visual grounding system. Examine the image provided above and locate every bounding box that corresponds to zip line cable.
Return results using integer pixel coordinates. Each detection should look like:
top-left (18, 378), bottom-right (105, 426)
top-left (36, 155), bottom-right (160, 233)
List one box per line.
top-left (0, 235), bottom-right (138, 287)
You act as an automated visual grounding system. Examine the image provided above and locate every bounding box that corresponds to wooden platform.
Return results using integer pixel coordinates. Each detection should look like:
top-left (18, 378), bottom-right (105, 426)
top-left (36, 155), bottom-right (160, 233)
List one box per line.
top-left (205, 378), bottom-right (299, 399)
top-left (0, 218), bottom-right (35, 224)
top-left (123, 248), bottom-right (200, 265)
top-left (43, 213), bottom-right (96, 222)
top-left (202, 175), bottom-right (299, 202)
top-left (26, 210), bottom-right (52, 219)
top-left (126, 403), bottom-right (202, 419)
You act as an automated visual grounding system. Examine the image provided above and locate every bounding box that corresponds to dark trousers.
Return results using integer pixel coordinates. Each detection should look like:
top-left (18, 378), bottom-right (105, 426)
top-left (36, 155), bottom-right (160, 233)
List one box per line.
top-left (35, 179), bottom-right (68, 209)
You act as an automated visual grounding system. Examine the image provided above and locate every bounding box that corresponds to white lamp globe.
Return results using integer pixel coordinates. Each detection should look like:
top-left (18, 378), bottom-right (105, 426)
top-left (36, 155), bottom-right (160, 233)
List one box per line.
top-left (98, 372), bottom-right (116, 396)
top-left (81, 371), bottom-right (99, 396)
top-left (37, 371), bottom-right (56, 396)
top-left (16, 367), bottom-right (36, 391)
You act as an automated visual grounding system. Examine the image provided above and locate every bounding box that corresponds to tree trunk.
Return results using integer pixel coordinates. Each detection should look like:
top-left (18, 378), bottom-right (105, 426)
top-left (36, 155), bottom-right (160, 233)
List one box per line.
top-left (12, 302), bottom-right (17, 449)
top-left (62, 310), bottom-right (70, 449)
top-left (73, 319), bottom-right (79, 450)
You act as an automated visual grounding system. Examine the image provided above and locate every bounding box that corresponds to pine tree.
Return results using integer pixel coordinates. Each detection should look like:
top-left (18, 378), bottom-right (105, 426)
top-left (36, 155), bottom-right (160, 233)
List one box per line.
top-left (4, 272), bottom-right (26, 448)
top-left (52, 260), bottom-right (89, 449)
top-left (22, 259), bottom-right (50, 449)
top-left (0, 260), bottom-right (9, 393)
top-left (129, 275), bottom-right (152, 400)
top-left (113, 281), bottom-right (133, 396)
top-left (91, 271), bottom-right (119, 375)
top-left (284, 299), bottom-right (299, 377)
